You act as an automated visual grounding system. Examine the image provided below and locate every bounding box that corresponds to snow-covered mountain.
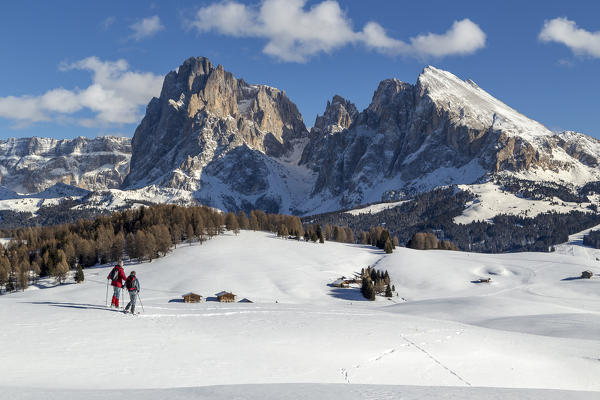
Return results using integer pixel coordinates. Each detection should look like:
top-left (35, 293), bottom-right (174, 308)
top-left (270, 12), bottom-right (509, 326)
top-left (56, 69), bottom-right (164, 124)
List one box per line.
top-left (121, 56), bottom-right (310, 213)
top-left (2, 57), bottom-right (600, 217)
top-left (0, 136), bottom-right (130, 193)
top-left (121, 58), bottom-right (600, 214)
top-left (300, 67), bottom-right (600, 210)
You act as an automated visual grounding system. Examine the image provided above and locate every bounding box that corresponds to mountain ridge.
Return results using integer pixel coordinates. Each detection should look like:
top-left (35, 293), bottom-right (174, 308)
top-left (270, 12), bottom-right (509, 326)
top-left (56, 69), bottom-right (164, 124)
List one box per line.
top-left (1, 57), bottom-right (600, 217)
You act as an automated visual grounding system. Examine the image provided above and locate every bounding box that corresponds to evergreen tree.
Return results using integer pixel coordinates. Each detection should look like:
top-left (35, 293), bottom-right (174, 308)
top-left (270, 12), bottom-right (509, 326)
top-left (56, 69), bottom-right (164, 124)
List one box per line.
top-left (316, 225), bottom-right (324, 243)
top-left (368, 279), bottom-right (375, 301)
top-left (384, 239), bottom-right (393, 254)
top-left (370, 268), bottom-right (377, 282)
top-left (361, 276), bottom-right (376, 300)
top-left (378, 230), bottom-right (391, 249)
top-left (384, 270), bottom-right (390, 285)
top-left (385, 284), bottom-right (393, 297)
top-left (74, 264), bottom-right (84, 283)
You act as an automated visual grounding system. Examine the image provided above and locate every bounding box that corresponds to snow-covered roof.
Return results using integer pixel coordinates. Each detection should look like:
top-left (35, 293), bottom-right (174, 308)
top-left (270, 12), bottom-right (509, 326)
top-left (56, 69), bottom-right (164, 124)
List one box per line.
top-left (181, 292), bottom-right (201, 297)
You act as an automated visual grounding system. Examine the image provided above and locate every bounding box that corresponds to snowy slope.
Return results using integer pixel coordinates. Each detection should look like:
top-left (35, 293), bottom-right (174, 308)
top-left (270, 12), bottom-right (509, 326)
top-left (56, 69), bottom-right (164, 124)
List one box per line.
top-left (455, 182), bottom-right (595, 224)
top-left (345, 200), bottom-right (408, 216)
top-left (419, 66), bottom-right (553, 143)
top-left (1, 230), bottom-right (599, 398)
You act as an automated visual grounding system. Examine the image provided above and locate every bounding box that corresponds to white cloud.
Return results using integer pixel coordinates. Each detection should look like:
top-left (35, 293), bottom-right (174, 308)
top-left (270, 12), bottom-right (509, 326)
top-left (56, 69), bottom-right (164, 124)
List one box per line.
top-left (102, 16), bottom-right (116, 30)
top-left (0, 57), bottom-right (163, 127)
top-left (408, 19), bottom-right (486, 57)
top-left (539, 17), bottom-right (600, 58)
top-left (130, 15), bottom-right (165, 41)
top-left (190, 0), bottom-right (486, 62)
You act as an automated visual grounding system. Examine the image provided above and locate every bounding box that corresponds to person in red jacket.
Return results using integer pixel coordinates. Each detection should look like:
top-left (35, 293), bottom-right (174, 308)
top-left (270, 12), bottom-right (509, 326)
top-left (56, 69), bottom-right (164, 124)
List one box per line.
top-left (107, 261), bottom-right (127, 308)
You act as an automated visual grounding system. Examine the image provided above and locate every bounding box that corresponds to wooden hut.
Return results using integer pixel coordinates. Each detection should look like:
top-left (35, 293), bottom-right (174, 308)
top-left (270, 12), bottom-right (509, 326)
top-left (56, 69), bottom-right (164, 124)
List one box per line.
top-left (581, 270), bottom-right (594, 279)
top-left (238, 298), bottom-right (253, 303)
top-left (478, 277), bottom-right (491, 283)
top-left (182, 292), bottom-right (202, 303)
top-left (331, 278), bottom-right (350, 288)
top-left (216, 291), bottom-right (236, 302)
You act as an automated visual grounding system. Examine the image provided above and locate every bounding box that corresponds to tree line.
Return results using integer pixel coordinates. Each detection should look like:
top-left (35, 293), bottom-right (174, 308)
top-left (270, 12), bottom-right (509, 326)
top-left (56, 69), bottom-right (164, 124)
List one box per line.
top-left (0, 202), bottom-right (406, 294)
top-left (0, 204), bottom-right (228, 293)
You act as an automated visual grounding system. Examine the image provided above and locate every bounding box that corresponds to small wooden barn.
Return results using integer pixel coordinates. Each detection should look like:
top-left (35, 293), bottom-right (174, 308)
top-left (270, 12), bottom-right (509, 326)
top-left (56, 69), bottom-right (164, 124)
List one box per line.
top-left (216, 291), bottom-right (236, 302)
top-left (182, 292), bottom-right (202, 303)
top-left (331, 278), bottom-right (350, 288)
top-left (238, 298), bottom-right (253, 303)
top-left (581, 270), bottom-right (594, 279)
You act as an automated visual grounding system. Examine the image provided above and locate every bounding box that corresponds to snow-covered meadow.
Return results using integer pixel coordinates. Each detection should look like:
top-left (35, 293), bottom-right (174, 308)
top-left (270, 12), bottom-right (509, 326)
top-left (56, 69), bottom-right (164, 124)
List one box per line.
top-left (2, 230), bottom-right (599, 399)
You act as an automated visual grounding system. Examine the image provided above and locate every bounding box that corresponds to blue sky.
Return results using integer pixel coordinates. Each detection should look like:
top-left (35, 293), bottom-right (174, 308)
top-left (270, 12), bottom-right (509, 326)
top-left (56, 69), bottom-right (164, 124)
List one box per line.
top-left (0, 0), bottom-right (599, 139)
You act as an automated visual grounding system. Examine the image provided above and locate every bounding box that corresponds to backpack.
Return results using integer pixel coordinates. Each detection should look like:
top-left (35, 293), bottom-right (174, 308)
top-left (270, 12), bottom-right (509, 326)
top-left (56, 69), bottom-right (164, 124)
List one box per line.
top-left (125, 275), bottom-right (136, 291)
top-left (109, 266), bottom-right (120, 281)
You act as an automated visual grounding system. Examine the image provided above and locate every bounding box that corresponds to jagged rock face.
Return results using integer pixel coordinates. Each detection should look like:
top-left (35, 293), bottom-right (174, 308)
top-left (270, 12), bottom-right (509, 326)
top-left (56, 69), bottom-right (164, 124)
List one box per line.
top-left (0, 136), bottom-right (130, 193)
top-left (123, 56), bottom-right (308, 194)
top-left (300, 66), bottom-right (600, 207)
top-left (312, 95), bottom-right (358, 135)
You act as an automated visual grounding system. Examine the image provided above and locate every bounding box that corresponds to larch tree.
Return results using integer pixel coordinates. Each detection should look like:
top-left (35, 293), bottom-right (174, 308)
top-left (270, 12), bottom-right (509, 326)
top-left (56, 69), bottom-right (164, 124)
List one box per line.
top-left (53, 249), bottom-right (70, 284)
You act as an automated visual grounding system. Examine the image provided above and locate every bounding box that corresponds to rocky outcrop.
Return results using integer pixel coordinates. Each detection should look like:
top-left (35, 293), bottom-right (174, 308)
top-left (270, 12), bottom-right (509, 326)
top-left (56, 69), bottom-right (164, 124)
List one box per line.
top-left (299, 66), bottom-right (600, 207)
top-left (0, 136), bottom-right (130, 193)
top-left (122, 56), bottom-right (309, 197)
top-left (312, 95), bottom-right (358, 135)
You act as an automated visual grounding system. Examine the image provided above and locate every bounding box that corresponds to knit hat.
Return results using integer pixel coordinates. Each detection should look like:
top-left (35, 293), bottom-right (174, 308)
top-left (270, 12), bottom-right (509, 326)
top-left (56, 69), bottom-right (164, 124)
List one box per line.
top-left (130, 271), bottom-right (136, 276)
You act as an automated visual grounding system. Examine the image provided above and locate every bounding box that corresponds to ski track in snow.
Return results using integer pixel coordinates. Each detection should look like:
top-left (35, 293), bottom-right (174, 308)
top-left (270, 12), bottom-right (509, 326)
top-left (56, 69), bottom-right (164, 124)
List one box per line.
top-left (399, 333), bottom-right (472, 387)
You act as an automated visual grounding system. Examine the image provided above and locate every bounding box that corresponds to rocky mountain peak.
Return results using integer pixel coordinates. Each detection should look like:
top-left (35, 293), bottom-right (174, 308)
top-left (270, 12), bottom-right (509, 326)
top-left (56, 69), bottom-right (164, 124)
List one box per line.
top-left (312, 95), bottom-right (358, 135)
top-left (123, 56), bottom-right (309, 212)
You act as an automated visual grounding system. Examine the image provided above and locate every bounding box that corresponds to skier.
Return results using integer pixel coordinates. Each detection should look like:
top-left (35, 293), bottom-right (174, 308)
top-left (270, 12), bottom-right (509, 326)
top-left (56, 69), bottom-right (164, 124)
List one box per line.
top-left (124, 271), bottom-right (140, 314)
top-left (107, 261), bottom-right (126, 308)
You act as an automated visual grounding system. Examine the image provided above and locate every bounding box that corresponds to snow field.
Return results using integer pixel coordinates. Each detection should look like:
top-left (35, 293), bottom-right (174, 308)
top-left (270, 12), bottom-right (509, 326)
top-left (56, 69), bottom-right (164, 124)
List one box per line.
top-left (0, 230), bottom-right (599, 397)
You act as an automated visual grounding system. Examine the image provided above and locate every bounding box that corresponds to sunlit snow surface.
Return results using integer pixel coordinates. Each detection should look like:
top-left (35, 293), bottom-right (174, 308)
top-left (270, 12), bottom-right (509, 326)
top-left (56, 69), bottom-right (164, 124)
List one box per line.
top-left (1, 230), bottom-right (599, 398)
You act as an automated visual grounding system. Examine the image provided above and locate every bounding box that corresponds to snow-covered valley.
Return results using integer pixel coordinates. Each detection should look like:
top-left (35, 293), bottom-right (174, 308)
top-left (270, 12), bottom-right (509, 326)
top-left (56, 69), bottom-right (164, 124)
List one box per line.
top-left (2, 230), bottom-right (599, 398)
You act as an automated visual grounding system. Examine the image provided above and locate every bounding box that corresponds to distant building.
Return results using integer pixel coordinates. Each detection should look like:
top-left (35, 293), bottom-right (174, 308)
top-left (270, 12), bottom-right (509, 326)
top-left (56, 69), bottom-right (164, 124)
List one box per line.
top-left (331, 278), bottom-right (350, 288)
top-left (216, 291), bottom-right (236, 302)
top-left (238, 298), bottom-right (253, 303)
top-left (182, 292), bottom-right (202, 303)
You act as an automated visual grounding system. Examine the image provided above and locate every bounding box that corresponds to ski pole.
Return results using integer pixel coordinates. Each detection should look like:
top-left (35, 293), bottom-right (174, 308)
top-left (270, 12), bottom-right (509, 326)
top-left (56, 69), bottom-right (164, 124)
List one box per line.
top-left (137, 291), bottom-right (144, 313)
top-left (105, 279), bottom-right (109, 306)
